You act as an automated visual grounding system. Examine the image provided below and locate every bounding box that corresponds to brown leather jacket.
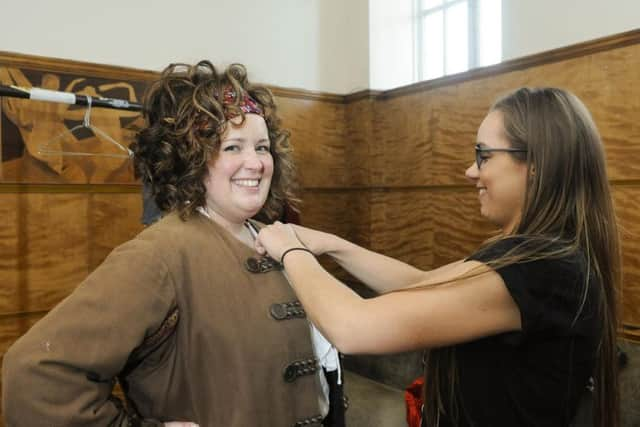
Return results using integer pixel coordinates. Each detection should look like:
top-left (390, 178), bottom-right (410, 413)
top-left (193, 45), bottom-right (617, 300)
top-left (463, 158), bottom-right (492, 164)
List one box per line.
top-left (2, 212), bottom-right (326, 426)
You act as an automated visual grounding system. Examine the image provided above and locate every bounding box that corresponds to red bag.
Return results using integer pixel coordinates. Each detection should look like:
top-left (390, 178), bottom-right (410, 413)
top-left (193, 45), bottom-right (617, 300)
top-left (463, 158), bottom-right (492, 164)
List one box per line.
top-left (405, 376), bottom-right (424, 427)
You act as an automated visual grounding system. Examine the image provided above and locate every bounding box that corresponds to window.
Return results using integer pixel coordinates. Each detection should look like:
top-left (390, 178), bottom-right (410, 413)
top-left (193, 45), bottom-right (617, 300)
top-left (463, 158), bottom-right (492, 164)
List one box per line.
top-left (416, 0), bottom-right (501, 81)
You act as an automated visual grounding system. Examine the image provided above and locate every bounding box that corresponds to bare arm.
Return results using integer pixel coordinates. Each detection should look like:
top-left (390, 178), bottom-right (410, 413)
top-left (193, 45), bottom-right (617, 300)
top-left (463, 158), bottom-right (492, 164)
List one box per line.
top-left (292, 224), bottom-right (464, 294)
top-left (257, 223), bottom-right (521, 354)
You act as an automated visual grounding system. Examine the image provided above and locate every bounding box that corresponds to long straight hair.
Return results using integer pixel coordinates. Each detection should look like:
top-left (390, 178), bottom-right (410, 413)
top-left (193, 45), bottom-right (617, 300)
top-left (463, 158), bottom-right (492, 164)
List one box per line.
top-left (422, 88), bottom-right (620, 427)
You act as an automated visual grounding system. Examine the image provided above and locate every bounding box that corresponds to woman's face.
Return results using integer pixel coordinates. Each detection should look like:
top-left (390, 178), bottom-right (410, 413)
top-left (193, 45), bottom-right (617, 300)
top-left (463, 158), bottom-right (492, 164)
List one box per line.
top-left (465, 110), bottom-right (528, 233)
top-left (204, 114), bottom-right (274, 223)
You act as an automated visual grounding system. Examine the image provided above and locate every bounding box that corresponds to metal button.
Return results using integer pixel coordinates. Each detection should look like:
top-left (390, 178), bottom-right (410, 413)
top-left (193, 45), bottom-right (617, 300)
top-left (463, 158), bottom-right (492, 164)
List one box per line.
top-left (283, 364), bottom-right (297, 382)
top-left (270, 301), bottom-right (306, 320)
top-left (244, 257), bottom-right (261, 273)
top-left (244, 256), bottom-right (282, 274)
top-left (270, 303), bottom-right (288, 320)
top-left (283, 357), bottom-right (318, 383)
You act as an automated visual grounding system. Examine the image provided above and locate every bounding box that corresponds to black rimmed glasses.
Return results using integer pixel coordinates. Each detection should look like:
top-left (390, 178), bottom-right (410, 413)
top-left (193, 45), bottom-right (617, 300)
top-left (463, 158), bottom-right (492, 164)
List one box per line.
top-left (475, 144), bottom-right (527, 169)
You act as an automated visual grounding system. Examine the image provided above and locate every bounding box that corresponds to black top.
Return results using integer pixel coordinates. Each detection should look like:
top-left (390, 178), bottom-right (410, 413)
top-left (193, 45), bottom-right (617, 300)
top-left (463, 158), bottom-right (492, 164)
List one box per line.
top-left (428, 237), bottom-right (601, 427)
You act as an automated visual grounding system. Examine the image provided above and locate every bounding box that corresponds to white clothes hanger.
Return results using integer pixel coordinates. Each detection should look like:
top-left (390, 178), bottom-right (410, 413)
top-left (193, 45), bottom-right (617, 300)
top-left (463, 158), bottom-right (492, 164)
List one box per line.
top-left (37, 96), bottom-right (133, 159)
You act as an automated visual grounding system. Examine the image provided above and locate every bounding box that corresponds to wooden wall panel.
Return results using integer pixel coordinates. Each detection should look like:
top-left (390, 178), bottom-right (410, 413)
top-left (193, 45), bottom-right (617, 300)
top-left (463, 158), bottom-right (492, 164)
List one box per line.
top-left (299, 190), bottom-right (356, 240)
top-left (372, 93), bottom-right (434, 187)
top-left (277, 97), bottom-right (347, 188)
top-left (368, 190), bottom-right (433, 270)
top-left (586, 45), bottom-right (640, 181)
top-left (613, 186), bottom-right (640, 336)
top-left (0, 192), bottom-right (143, 314)
top-left (345, 98), bottom-right (375, 187)
top-left (430, 190), bottom-right (499, 267)
top-left (298, 190), bottom-right (362, 281)
top-left (0, 193), bottom-right (90, 314)
top-left (430, 84), bottom-right (481, 185)
top-left (87, 193), bottom-right (144, 270)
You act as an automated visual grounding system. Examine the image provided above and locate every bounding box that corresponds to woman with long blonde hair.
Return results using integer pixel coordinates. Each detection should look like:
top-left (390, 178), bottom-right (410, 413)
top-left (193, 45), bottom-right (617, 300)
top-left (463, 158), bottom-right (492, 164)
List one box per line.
top-left (256, 87), bottom-right (620, 427)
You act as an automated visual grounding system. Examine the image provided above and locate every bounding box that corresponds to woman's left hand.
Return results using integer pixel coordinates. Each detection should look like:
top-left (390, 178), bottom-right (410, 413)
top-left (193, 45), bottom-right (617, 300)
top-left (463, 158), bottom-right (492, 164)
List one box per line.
top-left (255, 221), bottom-right (304, 261)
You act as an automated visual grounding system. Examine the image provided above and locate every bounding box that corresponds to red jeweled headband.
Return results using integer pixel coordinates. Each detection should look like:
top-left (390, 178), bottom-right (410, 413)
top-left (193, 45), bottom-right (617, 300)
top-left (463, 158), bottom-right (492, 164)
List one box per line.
top-left (222, 85), bottom-right (264, 119)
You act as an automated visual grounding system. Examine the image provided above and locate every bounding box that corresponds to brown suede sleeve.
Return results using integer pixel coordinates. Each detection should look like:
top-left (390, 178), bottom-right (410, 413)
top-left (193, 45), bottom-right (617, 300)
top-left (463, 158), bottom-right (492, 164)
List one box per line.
top-left (2, 237), bottom-right (175, 427)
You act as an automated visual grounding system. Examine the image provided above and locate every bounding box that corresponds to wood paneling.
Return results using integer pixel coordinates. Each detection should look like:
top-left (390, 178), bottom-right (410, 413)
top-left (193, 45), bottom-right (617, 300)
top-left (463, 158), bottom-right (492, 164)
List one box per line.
top-left (430, 85), bottom-right (476, 185)
top-left (587, 45), bottom-right (640, 181)
top-left (345, 98), bottom-right (375, 187)
top-left (299, 190), bottom-right (357, 240)
top-left (613, 186), bottom-right (640, 338)
top-left (87, 193), bottom-right (144, 270)
top-left (430, 189), bottom-right (499, 267)
top-left (0, 193), bottom-right (143, 315)
top-left (372, 93), bottom-right (434, 187)
top-left (298, 189), bottom-right (366, 281)
top-left (277, 97), bottom-right (347, 188)
top-left (0, 193), bottom-right (90, 314)
top-left (368, 190), bottom-right (433, 270)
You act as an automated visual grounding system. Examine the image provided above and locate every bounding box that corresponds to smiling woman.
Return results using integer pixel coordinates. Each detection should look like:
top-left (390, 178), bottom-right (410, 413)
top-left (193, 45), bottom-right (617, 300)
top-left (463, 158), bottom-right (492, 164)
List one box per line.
top-left (2, 61), bottom-right (344, 427)
top-left (203, 114), bottom-right (275, 243)
top-left (465, 110), bottom-right (529, 233)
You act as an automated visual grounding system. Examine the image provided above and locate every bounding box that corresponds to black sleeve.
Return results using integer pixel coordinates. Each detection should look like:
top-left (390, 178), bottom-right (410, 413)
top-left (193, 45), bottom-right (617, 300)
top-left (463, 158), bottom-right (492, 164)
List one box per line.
top-left (468, 239), bottom-right (589, 335)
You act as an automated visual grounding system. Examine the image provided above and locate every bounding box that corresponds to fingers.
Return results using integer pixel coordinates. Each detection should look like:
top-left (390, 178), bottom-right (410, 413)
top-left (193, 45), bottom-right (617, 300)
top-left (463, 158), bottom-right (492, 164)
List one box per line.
top-left (254, 238), bottom-right (266, 255)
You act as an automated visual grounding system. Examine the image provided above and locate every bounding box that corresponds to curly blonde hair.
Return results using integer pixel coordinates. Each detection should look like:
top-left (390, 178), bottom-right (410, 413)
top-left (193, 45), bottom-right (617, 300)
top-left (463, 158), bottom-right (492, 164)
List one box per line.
top-left (131, 60), bottom-right (299, 220)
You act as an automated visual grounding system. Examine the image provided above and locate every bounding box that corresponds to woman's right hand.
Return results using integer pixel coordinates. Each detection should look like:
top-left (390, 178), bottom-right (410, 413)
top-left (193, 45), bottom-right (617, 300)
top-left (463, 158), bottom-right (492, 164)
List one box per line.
top-left (164, 422), bottom-right (199, 427)
top-left (290, 224), bottom-right (336, 256)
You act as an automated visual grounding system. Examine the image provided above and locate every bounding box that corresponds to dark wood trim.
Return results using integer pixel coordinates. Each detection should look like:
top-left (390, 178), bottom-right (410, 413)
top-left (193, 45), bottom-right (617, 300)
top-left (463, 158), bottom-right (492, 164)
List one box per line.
top-left (0, 308), bottom-right (48, 320)
top-left (2, 179), bottom-right (638, 195)
top-left (620, 336), bottom-right (640, 345)
top-left (0, 183), bottom-right (141, 194)
top-left (344, 89), bottom-right (383, 103)
top-left (0, 51), bottom-right (158, 82)
top-left (610, 179), bottom-right (640, 187)
top-left (302, 184), bottom-right (476, 193)
top-left (269, 85), bottom-right (345, 104)
top-left (300, 179), bottom-right (640, 193)
top-left (621, 327), bottom-right (640, 344)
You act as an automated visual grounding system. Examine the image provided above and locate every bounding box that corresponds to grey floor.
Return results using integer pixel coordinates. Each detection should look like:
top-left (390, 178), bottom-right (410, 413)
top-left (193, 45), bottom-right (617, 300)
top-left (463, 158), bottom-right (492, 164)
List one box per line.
top-left (344, 370), bottom-right (407, 427)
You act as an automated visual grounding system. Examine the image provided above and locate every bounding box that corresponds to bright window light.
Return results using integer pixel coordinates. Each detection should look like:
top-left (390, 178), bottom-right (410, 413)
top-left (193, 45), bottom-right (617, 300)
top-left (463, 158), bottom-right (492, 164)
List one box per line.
top-left (445, 1), bottom-right (468, 74)
top-left (478, 0), bottom-right (502, 66)
top-left (422, 11), bottom-right (444, 79)
top-left (423, 0), bottom-right (443, 11)
top-left (417, 0), bottom-right (502, 81)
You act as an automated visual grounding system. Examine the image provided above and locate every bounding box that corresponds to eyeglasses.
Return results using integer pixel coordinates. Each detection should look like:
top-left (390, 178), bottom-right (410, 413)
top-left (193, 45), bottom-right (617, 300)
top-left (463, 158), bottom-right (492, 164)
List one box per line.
top-left (475, 144), bottom-right (527, 169)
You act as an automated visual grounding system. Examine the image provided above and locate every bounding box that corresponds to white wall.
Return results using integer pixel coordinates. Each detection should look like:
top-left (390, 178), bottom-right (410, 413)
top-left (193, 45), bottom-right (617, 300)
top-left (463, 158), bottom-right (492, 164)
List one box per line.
top-left (502, 0), bottom-right (640, 61)
top-left (0, 0), bottom-right (369, 94)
